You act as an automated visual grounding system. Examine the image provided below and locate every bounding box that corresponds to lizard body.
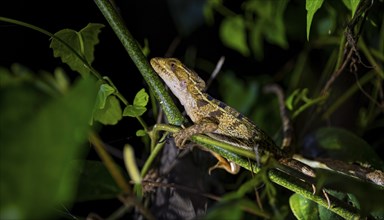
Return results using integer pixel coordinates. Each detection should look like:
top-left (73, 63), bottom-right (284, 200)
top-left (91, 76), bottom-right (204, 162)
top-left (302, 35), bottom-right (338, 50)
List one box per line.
top-left (150, 58), bottom-right (384, 187)
top-left (150, 57), bottom-right (285, 173)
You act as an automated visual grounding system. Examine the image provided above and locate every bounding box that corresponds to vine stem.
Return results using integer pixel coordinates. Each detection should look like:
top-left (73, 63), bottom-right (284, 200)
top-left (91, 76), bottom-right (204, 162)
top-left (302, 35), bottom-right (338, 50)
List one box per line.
top-left (94, 0), bottom-right (184, 125)
top-left (151, 124), bottom-right (361, 219)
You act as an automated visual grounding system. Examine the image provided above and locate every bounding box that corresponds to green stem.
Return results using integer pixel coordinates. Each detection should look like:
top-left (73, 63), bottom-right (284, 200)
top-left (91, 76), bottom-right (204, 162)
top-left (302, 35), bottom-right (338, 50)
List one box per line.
top-left (151, 124), bottom-right (361, 219)
top-left (268, 169), bottom-right (359, 219)
top-left (141, 130), bottom-right (168, 177)
top-left (93, 0), bottom-right (184, 125)
top-left (359, 39), bottom-right (384, 79)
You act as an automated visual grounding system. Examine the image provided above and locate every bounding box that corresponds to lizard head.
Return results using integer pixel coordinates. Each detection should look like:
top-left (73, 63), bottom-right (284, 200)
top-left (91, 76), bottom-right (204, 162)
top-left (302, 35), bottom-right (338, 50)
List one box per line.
top-left (150, 57), bottom-right (206, 102)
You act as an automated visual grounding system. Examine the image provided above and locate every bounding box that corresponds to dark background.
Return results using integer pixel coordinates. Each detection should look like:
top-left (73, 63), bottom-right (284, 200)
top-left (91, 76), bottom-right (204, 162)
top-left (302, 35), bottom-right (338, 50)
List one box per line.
top-left (1, 0), bottom-right (303, 143)
top-left (2, 0), bottom-right (383, 218)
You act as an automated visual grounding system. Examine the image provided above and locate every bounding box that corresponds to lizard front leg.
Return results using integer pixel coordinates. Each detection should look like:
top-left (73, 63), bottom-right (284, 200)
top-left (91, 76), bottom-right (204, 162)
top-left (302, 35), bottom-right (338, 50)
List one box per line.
top-left (173, 117), bottom-right (218, 147)
top-left (173, 117), bottom-right (241, 174)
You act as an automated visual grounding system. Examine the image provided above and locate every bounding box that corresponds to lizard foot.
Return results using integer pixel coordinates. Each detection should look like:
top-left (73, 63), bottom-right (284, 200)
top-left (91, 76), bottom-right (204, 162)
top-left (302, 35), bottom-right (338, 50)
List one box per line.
top-left (173, 131), bottom-right (190, 147)
top-left (208, 151), bottom-right (240, 175)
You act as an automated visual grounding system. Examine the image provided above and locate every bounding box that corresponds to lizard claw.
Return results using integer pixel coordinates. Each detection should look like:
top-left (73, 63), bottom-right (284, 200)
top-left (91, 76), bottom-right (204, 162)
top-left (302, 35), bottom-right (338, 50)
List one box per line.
top-left (311, 184), bottom-right (331, 209)
top-left (173, 131), bottom-right (189, 147)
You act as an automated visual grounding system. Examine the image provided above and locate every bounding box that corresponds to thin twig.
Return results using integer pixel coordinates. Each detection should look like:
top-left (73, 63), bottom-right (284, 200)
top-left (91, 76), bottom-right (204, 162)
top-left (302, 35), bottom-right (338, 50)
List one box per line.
top-left (205, 56), bottom-right (225, 90)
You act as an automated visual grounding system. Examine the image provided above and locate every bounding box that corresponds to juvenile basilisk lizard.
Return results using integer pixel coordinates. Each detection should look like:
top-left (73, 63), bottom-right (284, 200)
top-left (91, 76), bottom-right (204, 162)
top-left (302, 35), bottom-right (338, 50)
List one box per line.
top-left (150, 57), bottom-right (310, 175)
top-left (150, 57), bottom-right (384, 186)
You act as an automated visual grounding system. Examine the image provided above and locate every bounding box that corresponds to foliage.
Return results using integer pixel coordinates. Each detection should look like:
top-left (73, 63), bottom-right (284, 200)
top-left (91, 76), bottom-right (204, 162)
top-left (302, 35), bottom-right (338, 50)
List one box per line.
top-left (0, 66), bottom-right (97, 219)
top-left (1, 0), bottom-right (384, 219)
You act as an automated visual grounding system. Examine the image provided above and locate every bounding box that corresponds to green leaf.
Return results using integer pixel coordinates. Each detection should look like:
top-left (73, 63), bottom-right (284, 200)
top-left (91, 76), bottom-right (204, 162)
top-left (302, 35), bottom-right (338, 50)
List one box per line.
top-left (93, 95), bottom-right (122, 125)
top-left (122, 88), bottom-right (149, 117)
top-left (0, 76), bottom-right (97, 219)
top-left (342, 0), bottom-right (360, 18)
top-left (263, 0), bottom-right (288, 49)
top-left (133, 88), bottom-right (149, 107)
top-left (72, 161), bottom-right (120, 202)
top-left (96, 84), bottom-right (115, 109)
top-left (285, 89), bottom-right (301, 110)
top-left (314, 127), bottom-right (384, 170)
top-left (244, 0), bottom-right (288, 59)
top-left (286, 88), bottom-right (328, 119)
top-left (50, 23), bottom-right (104, 76)
top-left (220, 16), bottom-right (249, 56)
top-left (141, 39), bottom-right (151, 57)
top-left (306, 0), bottom-right (324, 41)
top-left (289, 193), bottom-right (319, 220)
top-left (123, 105), bottom-right (147, 117)
top-left (136, 129), bottom-right (146, 137)
top-left (249, 20), bottom-right (264, 60)
top-left (290, 190), bottom-right (341, 220)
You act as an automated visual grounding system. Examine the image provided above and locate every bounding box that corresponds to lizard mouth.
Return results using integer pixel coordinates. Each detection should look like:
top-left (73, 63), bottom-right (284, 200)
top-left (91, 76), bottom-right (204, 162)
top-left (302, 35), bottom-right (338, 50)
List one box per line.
top-left (150, 58), bottom-right (169, 76)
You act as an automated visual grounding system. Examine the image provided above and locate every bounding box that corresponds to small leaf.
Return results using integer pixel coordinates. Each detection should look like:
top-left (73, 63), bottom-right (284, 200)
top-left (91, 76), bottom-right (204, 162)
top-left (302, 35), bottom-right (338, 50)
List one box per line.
top-left (50, 23), bottom-right (104, 76)
top-left (123, 145), bottom-right (142, 184)
top-left (93, 95), bottom-right (122, 125)
top-left (133, 88), bottom-right (149, 107)
top-left (96, 84), bottom-right (115, 109)
top-left (136, 129), bottom-right (146, 137)
top-left (123, 105), bottom-right (147, 117)
top-left (220, 16), bottom-right (249, 56)
top-left (122, 89), bottom-right (148, 117)
top-left (286, 88), bottom-right (327, 119)
top-left (263, 0), bottom-right (288, 49)
top-left (285, 89), bottom-right (301, 110)
top-left (289, 193), bottom-right (319, 220)
top-left (249, 21), bottom-right (264, 60)
top-left (141, 39), bottom-right (151, 57)
top-left (306, 0), bottom-right (324, 41)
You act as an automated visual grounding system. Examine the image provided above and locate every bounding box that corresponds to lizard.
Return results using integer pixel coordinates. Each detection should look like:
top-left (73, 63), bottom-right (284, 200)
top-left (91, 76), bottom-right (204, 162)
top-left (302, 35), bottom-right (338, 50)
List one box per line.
top-left (149, 57), bottom-right (311, 175)
top-left (150, 57), bottom-right (384, 187)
